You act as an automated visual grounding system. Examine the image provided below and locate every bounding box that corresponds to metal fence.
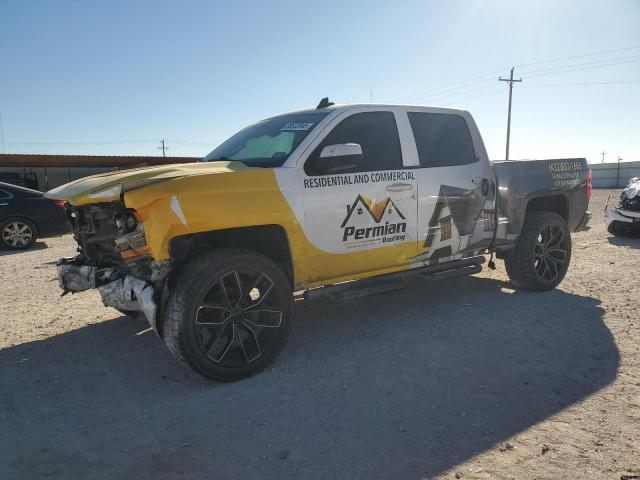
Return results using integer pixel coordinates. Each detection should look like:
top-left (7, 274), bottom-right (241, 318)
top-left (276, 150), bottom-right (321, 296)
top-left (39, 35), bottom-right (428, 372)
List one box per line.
top-left (589, 161), bottom-right (640, 188)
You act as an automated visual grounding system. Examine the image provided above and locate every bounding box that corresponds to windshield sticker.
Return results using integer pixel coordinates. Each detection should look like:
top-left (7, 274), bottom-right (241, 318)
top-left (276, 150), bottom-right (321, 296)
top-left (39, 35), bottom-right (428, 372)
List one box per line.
top-left (281, 122), bottom-right (314, 131)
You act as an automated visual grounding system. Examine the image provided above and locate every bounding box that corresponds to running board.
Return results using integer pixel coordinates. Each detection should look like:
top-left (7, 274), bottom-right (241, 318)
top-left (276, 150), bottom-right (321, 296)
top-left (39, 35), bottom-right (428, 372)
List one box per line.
top-left (304, 256), bottom-right (485, 302)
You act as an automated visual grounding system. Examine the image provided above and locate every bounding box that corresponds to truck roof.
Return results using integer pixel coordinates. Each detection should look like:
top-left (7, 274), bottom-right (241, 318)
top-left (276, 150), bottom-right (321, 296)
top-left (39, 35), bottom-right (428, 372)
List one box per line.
top-left (281, 103), bottom-right (469, 117)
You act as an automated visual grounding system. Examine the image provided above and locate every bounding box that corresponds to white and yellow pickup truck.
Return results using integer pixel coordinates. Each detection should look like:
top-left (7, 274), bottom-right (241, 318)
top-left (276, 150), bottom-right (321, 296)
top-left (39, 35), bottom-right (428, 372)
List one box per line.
top-left (48, 99), bottom-right (591, 381)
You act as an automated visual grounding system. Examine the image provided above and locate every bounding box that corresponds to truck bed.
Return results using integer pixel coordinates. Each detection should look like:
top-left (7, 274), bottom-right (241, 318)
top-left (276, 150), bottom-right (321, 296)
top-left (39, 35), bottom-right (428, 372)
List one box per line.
top-left (491, 158), bottom-right (590, 235)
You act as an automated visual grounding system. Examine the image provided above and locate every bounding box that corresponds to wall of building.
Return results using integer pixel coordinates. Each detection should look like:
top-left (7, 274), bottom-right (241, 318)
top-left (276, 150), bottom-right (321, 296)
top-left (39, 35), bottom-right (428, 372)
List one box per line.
top-left (589, 161), bottom-right (640, 188)
top-left (0, 166), bottom-right (118, 191)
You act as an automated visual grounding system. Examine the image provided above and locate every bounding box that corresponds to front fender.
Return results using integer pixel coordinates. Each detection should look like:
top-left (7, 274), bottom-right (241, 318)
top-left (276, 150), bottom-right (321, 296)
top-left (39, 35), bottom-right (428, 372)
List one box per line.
top-left (123, 169), bottom-right (303, 262)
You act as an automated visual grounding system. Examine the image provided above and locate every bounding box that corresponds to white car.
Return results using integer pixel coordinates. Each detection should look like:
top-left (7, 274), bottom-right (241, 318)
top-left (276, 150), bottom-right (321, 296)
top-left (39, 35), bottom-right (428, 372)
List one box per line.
top-left (605, 177), bottom-right (640, 236)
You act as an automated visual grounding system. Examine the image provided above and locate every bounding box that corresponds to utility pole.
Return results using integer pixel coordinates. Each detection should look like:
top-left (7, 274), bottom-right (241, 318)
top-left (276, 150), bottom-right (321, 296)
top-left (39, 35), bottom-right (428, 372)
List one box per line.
top-left (158, 139), bottom-right (169, 157)
top-left (601, 150), bottom-right (606, 164)
top-left (499, 67), bottom-right (522, 161)
top-left (616, 156), bottom-right (622, 187)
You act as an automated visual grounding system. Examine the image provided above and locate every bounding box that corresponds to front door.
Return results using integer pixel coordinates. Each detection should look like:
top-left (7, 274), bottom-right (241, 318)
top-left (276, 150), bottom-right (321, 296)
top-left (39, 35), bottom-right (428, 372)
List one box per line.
top-left (300, 109), bottom-right (418, 283)
top-left (407, 111), bottom-right (496, 265)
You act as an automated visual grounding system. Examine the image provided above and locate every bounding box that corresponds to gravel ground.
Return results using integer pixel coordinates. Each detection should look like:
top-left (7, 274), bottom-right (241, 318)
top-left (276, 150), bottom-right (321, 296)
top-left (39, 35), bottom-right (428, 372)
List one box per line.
top-left (1, 189), bottom-right (638, 480)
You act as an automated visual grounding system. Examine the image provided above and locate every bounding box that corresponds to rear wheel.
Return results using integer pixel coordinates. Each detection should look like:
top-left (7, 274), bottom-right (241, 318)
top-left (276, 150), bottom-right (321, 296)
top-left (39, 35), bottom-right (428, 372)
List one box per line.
top-left (0, 217), bottom-right (37, 250)
top-left (162, 248), bottom-right (292, 381)
top-left (504, 211), bottom-right (571, 291)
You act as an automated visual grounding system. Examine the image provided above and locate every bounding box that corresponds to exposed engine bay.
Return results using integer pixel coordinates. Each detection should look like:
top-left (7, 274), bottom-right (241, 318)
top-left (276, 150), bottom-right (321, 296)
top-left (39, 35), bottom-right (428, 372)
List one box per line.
top-left (605, 176), bottom-right (640, 235)
top-left (57, 202), bottom-right (170, 330)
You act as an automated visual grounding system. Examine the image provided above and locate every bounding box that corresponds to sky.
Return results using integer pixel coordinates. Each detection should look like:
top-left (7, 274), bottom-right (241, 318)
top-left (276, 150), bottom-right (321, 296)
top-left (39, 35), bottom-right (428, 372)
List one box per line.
top-left (0, 0), bottom-right (639, 163)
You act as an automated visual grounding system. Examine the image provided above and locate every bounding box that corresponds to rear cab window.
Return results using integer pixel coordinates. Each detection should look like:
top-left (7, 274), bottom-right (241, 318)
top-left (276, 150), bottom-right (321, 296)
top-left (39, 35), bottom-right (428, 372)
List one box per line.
top-left (408, 112), bottom-right (477, 168)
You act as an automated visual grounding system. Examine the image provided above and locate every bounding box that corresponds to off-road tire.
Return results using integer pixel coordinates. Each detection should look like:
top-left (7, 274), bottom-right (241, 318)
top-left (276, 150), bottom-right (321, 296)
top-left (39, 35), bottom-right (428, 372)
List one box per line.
top-left (0, 217), bottom-right (38, 250)
top-left (504, 211), bottom-right (571, 291)
top-left (162, 248), bottom-right (292, 382)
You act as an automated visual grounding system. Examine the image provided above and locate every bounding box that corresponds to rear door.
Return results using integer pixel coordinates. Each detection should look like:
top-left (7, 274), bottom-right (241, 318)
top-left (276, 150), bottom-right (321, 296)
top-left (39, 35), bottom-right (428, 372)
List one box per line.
top-left (299, 108), bottom-right (419, 283)
top-left (407, 111), bottom-right (496, 265)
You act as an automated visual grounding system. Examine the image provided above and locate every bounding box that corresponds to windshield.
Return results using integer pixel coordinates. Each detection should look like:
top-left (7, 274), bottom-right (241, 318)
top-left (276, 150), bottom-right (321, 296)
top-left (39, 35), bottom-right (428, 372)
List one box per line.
top-left (201, 112), bottom-right (330, 167)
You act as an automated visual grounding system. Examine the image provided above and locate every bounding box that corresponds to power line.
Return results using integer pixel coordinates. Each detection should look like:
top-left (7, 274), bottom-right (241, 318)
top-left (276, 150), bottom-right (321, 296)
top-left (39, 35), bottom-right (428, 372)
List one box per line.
top-left (164, 139), bottom-right (213, 147)
top-left (4, 138), bottom-right (212, 147)
top-left (525, 79), bottom-right (640, 87)
top-left (407, 81), bottom-right (502, 104)
top-left (516, 45), bottom-right (640, 69)
top-left (390, 45), bottom-right (640, 105)
top-left (525, 57), bottom-right (640, 79)
top-left (390, 69), bottom-right (504, 103)
top-left (446, 88), bottom-right (505, 105)
top-left (520, 53), bottom-right (640, 76)
top-left (4, 139), bottom-right (159, 146)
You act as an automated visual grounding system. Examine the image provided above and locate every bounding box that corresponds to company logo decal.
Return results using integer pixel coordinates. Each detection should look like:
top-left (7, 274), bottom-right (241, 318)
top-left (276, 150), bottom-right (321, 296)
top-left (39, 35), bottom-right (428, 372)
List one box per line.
top-left (340, 195), bottom-right (406, 248)
top-left (549, 160), bottom-right (582, 187)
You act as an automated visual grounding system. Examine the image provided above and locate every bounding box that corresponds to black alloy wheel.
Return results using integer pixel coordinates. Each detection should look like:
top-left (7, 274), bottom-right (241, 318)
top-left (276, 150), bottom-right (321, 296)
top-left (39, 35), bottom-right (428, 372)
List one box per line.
top-left (193, 270), bottom-right (284, 368)
top-left (162, 249), bottom-right (292, 381)
top-left (504, 211), bottom-right (572, 291)
top-left (533, 223), bottom-right (569, 283)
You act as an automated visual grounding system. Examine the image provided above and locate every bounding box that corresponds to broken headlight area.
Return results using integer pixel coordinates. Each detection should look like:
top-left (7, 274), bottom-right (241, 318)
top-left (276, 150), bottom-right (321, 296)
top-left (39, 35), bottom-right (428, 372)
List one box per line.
top-left (619, 183), bottom-right (640, 213)
top-left (66, 203), bottom-right (154, 274)
top-left (58, 202), bottom-right (171, 331)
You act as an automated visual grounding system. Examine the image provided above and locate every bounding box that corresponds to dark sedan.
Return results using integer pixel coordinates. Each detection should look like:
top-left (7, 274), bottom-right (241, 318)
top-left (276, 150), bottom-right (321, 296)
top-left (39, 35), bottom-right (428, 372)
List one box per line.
top-left (0, 182), bottom-right (70, 250)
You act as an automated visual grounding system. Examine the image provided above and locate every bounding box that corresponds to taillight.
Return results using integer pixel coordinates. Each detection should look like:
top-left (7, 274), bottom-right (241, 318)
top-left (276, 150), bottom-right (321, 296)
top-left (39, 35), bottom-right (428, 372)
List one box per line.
top-left (54, 200), bottom-right (67, 209)
top-left (586, 169), bottom-right (592, 199)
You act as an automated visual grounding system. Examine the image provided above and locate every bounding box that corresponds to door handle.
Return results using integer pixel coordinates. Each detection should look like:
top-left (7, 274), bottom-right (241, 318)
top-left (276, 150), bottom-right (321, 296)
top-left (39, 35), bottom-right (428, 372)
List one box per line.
top-left (386, 183), bottom-right (413, 192)
top-left (0, 202), bottom-right (8, 206)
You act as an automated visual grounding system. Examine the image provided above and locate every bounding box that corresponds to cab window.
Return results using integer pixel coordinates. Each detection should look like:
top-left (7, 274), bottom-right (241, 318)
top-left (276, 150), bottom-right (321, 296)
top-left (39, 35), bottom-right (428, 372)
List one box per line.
top-left (408, 112), bottom-right (477, 168)
top-left (306, 111), bottom-right (402, 175)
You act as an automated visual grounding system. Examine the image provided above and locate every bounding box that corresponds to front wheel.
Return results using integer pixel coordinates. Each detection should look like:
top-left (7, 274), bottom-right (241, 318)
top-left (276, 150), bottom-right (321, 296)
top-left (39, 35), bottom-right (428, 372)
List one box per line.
top-left (504, 211), bottom-right (572, 291)
top-left (162, 248), bottom-right (292, 381)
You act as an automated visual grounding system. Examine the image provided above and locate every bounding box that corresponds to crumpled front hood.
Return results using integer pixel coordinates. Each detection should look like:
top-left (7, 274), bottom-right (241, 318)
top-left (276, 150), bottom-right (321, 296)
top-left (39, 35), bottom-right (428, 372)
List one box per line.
top-left (46, 161), bottom-right (249, 206)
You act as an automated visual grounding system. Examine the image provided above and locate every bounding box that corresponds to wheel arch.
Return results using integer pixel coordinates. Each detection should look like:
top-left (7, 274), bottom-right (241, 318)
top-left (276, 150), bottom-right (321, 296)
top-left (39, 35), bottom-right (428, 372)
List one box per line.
top-left (168, 224), bottom-right (294, 285)
top-left (525, 194), bottom-right (568, 221)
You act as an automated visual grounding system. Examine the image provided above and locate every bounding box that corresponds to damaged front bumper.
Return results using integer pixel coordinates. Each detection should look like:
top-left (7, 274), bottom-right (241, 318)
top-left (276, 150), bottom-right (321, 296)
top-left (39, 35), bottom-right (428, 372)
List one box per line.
top-left (57, 260), bottom-right (158, 331)
top-left (604, 205), bottom-right (640, 227)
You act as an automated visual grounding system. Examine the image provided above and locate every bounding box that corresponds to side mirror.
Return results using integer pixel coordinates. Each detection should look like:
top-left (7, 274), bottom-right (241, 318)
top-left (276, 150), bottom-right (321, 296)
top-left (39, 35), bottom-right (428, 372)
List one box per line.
top-left (308, 143), bottom-right (362, 175)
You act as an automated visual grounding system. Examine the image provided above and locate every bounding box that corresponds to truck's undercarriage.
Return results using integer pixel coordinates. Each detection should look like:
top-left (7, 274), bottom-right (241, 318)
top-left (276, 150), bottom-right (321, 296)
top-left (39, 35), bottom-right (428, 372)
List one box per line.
top-left (58, 202), bottom-right (170, 330)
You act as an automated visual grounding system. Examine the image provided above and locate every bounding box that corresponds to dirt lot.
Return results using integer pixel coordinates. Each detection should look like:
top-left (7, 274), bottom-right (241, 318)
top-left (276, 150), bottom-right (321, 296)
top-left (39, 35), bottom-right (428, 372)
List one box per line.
top-left (1, 189), bottom-right (638, 480)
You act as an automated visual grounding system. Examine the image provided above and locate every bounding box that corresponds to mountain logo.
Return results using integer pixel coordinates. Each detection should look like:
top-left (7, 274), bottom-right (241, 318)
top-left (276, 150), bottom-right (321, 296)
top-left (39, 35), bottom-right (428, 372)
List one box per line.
top-left (341, 194), bottom-right (407, 244)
